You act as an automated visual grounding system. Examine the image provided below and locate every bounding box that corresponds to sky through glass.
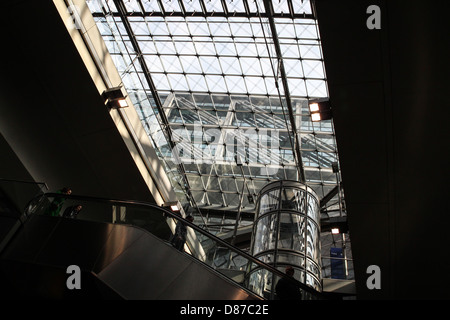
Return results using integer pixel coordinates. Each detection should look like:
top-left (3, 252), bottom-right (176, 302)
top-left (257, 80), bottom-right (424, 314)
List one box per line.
top-left (87, 0), bottom-right (342, 220)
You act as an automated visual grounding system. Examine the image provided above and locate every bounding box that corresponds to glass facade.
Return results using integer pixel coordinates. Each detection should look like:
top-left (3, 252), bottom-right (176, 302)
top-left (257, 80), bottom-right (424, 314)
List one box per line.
top-left (85, 0), bottom-right (342, 213)
top-left (85, 0), bottom-right (352, 280)
top-left (248, 180), bottom-right (321, 295)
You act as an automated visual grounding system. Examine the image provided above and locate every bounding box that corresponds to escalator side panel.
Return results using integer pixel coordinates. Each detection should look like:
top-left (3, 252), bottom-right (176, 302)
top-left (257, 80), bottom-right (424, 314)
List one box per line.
top-left (1, 215), bottom-right (59, 263)
top-left (0, 259), bottom-right (123, 299)
top-left (97, 232), bottom-right (193, 299)
top-left (1, 216), bottom-right (260, 300)
top-left (97, 231), bottom-right (257, 300)
top-left (93, 223), bottom-right (147, 274)
top-left (36, 218), bottom-right (114, 271)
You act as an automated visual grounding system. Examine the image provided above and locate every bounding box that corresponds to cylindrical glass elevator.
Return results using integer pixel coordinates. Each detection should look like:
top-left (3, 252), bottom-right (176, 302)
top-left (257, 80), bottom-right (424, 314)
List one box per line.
top-left (247, 180), bottom-right (322, 298)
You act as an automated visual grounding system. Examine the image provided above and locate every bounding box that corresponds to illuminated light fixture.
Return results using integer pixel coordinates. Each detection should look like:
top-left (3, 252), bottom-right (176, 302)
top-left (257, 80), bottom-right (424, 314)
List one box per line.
top-left (309, 103), bottom-right (320, 113)
top-left (331, 227), bottom-right (340, 234)
top-left (118, 98), bottom-right (128, 108)
top-left (102, 86), bottom-right (129, 109)
top-left (309, 100), bottom-right (332, 122)
top-left (163, 201), bottom-right (181, 213)
top-left (311, 112), bottom-right (321, 122)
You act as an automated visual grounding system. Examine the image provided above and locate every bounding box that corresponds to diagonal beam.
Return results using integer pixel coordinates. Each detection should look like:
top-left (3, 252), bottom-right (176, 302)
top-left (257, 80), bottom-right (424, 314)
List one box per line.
top-left (320, 185), bottom-right (340, 209)
top-left (262, 0), bottom-right (306, 183)
top-left (112, 0), bottom-right (204, 220)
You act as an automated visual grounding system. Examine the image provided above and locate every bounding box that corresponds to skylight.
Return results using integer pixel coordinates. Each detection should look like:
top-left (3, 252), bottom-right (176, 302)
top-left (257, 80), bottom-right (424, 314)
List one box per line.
top-left (87, 0), bottom-right (342, 222)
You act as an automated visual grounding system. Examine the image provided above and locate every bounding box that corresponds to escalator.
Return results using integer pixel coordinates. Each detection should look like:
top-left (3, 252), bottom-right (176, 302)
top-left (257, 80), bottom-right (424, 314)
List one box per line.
top-left (0, 193), bottom-right (322, 300)
top-left (0, 179), bottom-right (47, 254)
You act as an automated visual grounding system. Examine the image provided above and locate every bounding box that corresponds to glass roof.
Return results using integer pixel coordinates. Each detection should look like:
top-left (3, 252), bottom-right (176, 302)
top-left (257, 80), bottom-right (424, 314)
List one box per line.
top-left (86, 0), bottom-right (343, 221)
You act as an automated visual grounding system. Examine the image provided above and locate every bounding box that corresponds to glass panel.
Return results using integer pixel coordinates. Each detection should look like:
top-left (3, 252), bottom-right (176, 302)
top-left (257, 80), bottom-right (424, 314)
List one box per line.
top-left (30, 193), bottom-right (320, 299)
top-left (258, 189), bottom-right (280, 215)
top-left (307, 193), bottom-right (320, 222)
top-left (284, 59), bottom-right (303, 77)
top-left (276, 252), bottom-right (305, 268)
top-left (161, 0), bottom-right (181, 12)
top-left (204, 0), bottom-right (224, 12)
top-left (247, 0), bottom-right (265, 13)
top-left (124, 0), bottom-right (142, 13)
top-left (273, 0), bottom-right (290, 14)
top-left (160, 55), bottom-right (183, 72)
top-left (278, 213), bottom-right (306, 252)
top-left (183, 0), bottom-right (202, 12)
top-left (247, 268), bottom-right (272, 299)
top-left (303, 59), bottom-right (325, 79)
top-left (253, 214), bottom-right (277, 255)
top-left (306, 258), bottom-right (321, 279)
top-left (292, 0), bottom-right (312, 14)
top-left (281, 188), bottom-right (306, 212)
top-left (225, 0), bottom-right (245, 13)
top-left (140, 0), bottom-right (161, 12)
top-left (306, 219), bottom-right (320, 261)
top-left (88, 2), bottom-right (347, 270)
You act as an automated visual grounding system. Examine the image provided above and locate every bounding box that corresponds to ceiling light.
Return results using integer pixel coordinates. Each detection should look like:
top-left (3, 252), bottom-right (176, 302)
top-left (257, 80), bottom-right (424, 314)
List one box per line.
top-left (118, 98), bottom-right (128, 108)
top-left (163, 201), bottom-right (181, 213)
top-left (309, 100), bottom-right (333, 122)
top-left (311, 112), bottom-right (321, 122)
top-left (102, 86), bottom-right (129, 109)
top-left (309, 103), bottom-right (319, 112)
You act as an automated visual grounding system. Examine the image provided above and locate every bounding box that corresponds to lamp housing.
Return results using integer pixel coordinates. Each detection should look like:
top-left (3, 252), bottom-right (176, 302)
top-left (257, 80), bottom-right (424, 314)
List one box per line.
top-left (102, 86), bottom-right (129, 109)
top-left (309, 100), bottom-right (332, 121)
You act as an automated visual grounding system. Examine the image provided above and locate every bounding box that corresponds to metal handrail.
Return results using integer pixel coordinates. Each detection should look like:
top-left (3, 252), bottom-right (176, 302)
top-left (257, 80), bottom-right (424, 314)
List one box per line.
top-left (0, 178), bottom-right (49, 191)
top-left (36, 192), bottom-right (322, 298)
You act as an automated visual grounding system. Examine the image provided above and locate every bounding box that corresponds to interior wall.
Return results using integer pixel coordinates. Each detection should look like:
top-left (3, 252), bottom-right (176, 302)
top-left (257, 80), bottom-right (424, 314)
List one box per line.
top-left (315, 0), bottom-right (450, 299)
top-left (0, 1), bottom-right (156, 203)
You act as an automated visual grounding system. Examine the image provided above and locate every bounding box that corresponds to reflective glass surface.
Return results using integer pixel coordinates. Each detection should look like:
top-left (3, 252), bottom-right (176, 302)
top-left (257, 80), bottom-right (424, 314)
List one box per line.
top-left (250, 181), bottom-right (321, 291)
top-left (86, 0), bottom-right (343, 217)
top-left (85, 0), bottom-right (350, 281)
top-left (26, 192), bottom-right (320, 299)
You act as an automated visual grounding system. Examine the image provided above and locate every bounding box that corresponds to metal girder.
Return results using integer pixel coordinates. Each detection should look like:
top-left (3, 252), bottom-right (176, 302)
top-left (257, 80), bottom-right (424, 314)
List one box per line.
top-left (91, 11), bottom-right (315, 19)
top-left (112, 0), bottom-right (205, 221)
top-left (320, 184), bottom-right (340, 209)
top-left (94, 0), bottom-right (315, 20)
top-left (262, 0), bottom-right (306, 183)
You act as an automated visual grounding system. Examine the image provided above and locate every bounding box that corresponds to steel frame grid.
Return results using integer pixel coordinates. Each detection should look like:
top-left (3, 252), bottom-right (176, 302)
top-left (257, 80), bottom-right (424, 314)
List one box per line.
top-left (86, 0), bottom-right (342, 217)
top-left (90, 0), bottom-right (315, 19)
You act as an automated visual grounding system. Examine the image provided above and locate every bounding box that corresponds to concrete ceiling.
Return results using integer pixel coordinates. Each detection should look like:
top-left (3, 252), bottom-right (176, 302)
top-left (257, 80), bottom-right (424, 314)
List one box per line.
top-left (0, 1), bottom-right (156, 203)
top-left (315, 0), bottom-right (450, 298)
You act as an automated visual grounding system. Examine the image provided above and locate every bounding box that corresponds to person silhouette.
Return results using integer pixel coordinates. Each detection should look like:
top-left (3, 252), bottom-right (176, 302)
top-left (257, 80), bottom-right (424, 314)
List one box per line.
top-left (171, 215), bottom-right (194, 252)
top-left (275, 266), bottom-right (302, 300)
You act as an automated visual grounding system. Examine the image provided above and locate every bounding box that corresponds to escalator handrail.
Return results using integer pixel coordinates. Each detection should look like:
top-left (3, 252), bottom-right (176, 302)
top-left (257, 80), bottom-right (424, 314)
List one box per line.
top-left (34, 192), bottom-right (322, 298)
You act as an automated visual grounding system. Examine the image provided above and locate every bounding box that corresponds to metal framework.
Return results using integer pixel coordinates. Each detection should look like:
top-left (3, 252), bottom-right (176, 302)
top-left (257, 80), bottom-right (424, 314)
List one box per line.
top-left (85, 0), bottom-right (353, 281)
top-left (92, 0), bottom-right (315, 19)
top-left (112, 0), bottom-right (205, 223)
top-left (86, 0), bottom-right (344, 228)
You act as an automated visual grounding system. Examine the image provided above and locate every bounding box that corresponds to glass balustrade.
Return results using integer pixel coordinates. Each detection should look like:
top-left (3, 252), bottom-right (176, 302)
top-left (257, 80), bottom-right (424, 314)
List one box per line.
top-left (25, 192), bottom-right (321, 300)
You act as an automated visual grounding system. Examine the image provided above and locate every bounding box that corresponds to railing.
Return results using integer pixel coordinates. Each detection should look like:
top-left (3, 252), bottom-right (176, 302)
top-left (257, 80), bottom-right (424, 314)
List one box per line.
top-left (0, 178), bottom-right (48, 216)
top-left (0, 178), bottom-right (48, 190)
top-left (0, 179), bottom-right (50, 253)
top-left (25, 192), bottom-right (323, 300)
